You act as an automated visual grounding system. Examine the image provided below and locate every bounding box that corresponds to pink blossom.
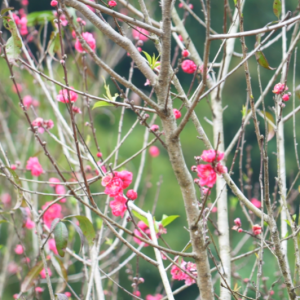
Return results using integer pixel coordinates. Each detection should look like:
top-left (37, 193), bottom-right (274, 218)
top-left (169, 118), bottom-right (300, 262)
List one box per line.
top-left (72, 106), bottom-right (82, 114)
top-left (173, 108), bottom-right (182, 119)
top-left (196, 164), bottom-right (217, 188)
top-left (42, 202), bottom-right (62, 228)
top-left (11, 164), bottom-right (17, 170)
top-left (178, 3), bottom-right (184, 8)
top-left (216, 163), bottom-right (227, 175)
top-left (115, 170), bottom-right (133, 189)
top-left (23, 95), bottom-right (34, 108)
top-left (201, 149), bottom-right (224, 163)
top-left (65, 292), bottom-right (72, 298)
top-left (48, 238), bottom-right (58, 255)
top-left (149, 146), bottom-right (160, 157)
top-left (182, 49), bottom-right (189, 57)
top-left (56, 185), bottom-right (66, 202)
top-left (12, 83), bottom-right (22, 94)
top-left (21, 0), bottom-right (29, 5)
top-left (76, 18), bottom-right (86, 26)
top-left (181, 59), bottom-right (197, 74)
top-left (150, 124), bottom-right (159, 132)
top-left (23, 257), bottom-right (30, 263)
top-left (19, 17), bottom-right (28, 35)
top-left (234, 218), bottom-right (241, 227)
top-left (134, 221), bottom-right (151, 246)
top-left (49, 177), bottom-right (60, 187)
top-left (50, 0), bottom-right (58, 7)
top-left (202, 187), bottom-right (211, 195)
top-left (35, 287), bottom-right (44, 293)
top-left (273, 83), bottom-right (288, 94)
top-left (97, 152), bottom-right (102, 158)
top-left (45, 119), bottom-right (54, 129)
top-left (102, 175), bottom-right (112, 187)
top-left (7, 262), bottom-right (19, 274)
top-left (1, 193), bottom-right (11, 207)
top-left (109, 195), bottom-right (127, 217)
top-left (251, 198), bottom-right (261, 208)
top-left (252, 224), bottom-right (262, 235)
top-left (270, 290), bottom-right (275, 296)
top-left (56, 87), bottom-right (78, 103)
top-left (13, 294), bottom-right (19, 299)
top-left (86, 0), bottom-right (96, 11)
top-left (126, 189), bottom-right (137, 200)
top-left (133, 291), bottom-right (141, 297)
top-left (132, 27), bottom-right (149, 42)
top-left (40, 268), bottom-right (52, 279)
top-left (238, 228), bottom-right (243, 233)
top-left (108, 0), bottom-right (117, 7)
top-left (171, 260), bottom-right (187, 280)
top-left (75, 32), bottom-right (96, 53)
top-left (144, 79), bottom-right (151, 86)
top-left (146, 294), bottom-right (163, 300)
top-left (104, 176), bottom-right (124, 197)
top-left (178, 35), bottom-right (183, 42)
top-left (282, 93), bottom-right (291, 102)
top-left (54, 11), bottom-right (68, 26)
top-left (189, 4), bottom-right (194, 9)
top-left (26, 157), bottom-right (43, 177)
top-left (25, 218), bottom-right (35, 229)
top-left (14, 244), bottom-right (24, 255)
top-left (184, 261), bottom-right (197, 285)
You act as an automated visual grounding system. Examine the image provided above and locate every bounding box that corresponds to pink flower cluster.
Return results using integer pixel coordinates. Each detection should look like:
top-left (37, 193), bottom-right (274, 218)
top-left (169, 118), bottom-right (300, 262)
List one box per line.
top-left (24, 207), bottom-right (35, 229)
top-left (12, 13), bottom-right (28, 36)
top-left (108, 0), bottom-right (117, 7)
top-left (232, 218), bottom-right (243, 233)
top-left (170, 260), bottom-right (197, 286)
top-left (75, 32), bottom-right (96, 53)
top-left (272, 83), bottom-right (290, 102)
top-left (49, 177), bottom-right (67, 203)
top-left (181, 59), bottom-right (197, 74)
top-left (23, 95), bottom-right (39, 108)
top-left (102, 170), bottom-right (136, 217)
top-left (26, 157), bottom-right (43, 177)
top-left (146, 294), bottom-right (163, 300)
top-left (133, 221), bottom-right (166, 247)
top-left (196, 150), bottom-right (227, 188)
top-left (48, 238), bottom-right (58, 255)
top-left (132, 27), bottom-right (149, 42)
top-left (40, 268), bottom-right (52, 279)
top-left (42, 202), bottom-right (63, 228)
top-left (56, 87), bottom-right (78, 103)
top-left (32, 118), bottom-right (54, 133)
top-left (252, 224), bottom-right (262, 235)
top-left (54, 11), bottom-right (68, 26)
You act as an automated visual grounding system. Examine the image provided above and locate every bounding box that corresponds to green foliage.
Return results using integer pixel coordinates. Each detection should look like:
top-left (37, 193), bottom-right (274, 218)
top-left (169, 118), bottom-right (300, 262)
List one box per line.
top-left (53, 220), bottom-right (69, 257)
top-left (26, 11), bottom-right (54, 26)
top-left (21, 260), bottom-right (44, 292)
top-left (273, 0), bottom-right (282, 19)
top-left (72, 215), bottom-right (96, 246)
top-left (143, 51), bottom-right (160, 70)
top-left (93, 78), bottom-right (118, 109)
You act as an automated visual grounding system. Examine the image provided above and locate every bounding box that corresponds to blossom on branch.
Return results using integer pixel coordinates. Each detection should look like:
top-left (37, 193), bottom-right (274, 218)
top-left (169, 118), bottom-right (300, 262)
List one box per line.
top-left (75, 32), bottom-right (96, 53)
top-left (56, 87), bottom-right (78, 103)
top-left (26, 157), bottom-right (43, 177)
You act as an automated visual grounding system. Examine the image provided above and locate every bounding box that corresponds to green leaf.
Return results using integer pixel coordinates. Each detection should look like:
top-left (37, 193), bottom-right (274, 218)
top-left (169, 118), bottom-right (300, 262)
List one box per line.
top-left (273, 0), bottom-right (281, 19)
top-left (92, 101), bottom-right (114, 109)
top-left (53, 256), bottom-right (68, 282)
top-left (292, 214), bottom-right (297, 221)
top-left (73, 215), bottom-right (95, 246)
top-left (26, 11), bottom-right (55, 27)
top-left (21, 261), bottom-right (44, 292)
top-left (0, 7), bottom-right (14, 16)
top-left (0, 220), bottom-right (8, 225)
top-left (255, 51), bottom-right (275, 70)
top-left (48, 31), bottom-right (60, 58)
top-left (230, 197), bottom-right (239, 209)
top-left (260, 111), bottom-right (275, 141)
top-left (66, 220), bottom-right (85, 251)
top-left (182, 241), bottom-right (192, 252)
top-left (132, 210), bottom-right (149, 226)
top-left (105, 237), bottom-right (113, 245)
top-left (160, 215), bottom-right (179, 227)
top-left (142, 51), bottom-right (152, 65)
top-left (284, 219), bottom-right (291, 227)
top-left (53, 220), bottom-right (68, 257)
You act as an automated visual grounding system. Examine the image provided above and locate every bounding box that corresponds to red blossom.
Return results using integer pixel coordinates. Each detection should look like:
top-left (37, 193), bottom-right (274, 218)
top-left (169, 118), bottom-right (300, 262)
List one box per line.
top-left (196, 164), bottom-right (217, 188)
top-left (75, 32), bottom-right (96, 53)
top-left (181, 59), bottom-right (197, 74)
top-left (149, 146), bottom-right (160, 157)
top-left (173, 108), bottom-right (182, 119)
top-left (109, 195), bottom-right (127, 217)
top-left (252, 224), bottom-right (262, 235)
top-left (272, 83), bottom-right (288, 94)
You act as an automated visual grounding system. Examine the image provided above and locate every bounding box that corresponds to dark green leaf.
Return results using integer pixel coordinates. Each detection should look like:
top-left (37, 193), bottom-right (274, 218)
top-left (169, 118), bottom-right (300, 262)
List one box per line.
top-left (66, 220), bottom-right (85, 251)
top-left (273, 0), bottom-right (281, 19)
top-left (132, 210), bottom-right (149, 226)
top-left (53, 221), bottom-right (68, 257)
top-left (48, 31), bottom-right (60, 58)
top-left (161, 215), bottom-right (179, 227)
top-left (92, 101), bottom-right (114, 109)
top-left (73, 215), bottom-right (95, 246)
top-left (26, 11), bottom-right (54, 27)
top-left (53, 256), bottom-right (68, 282)
top-left (255, 51), bottom-right (276, 70)
top-left (21, 261), bottom-right (44, 292)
